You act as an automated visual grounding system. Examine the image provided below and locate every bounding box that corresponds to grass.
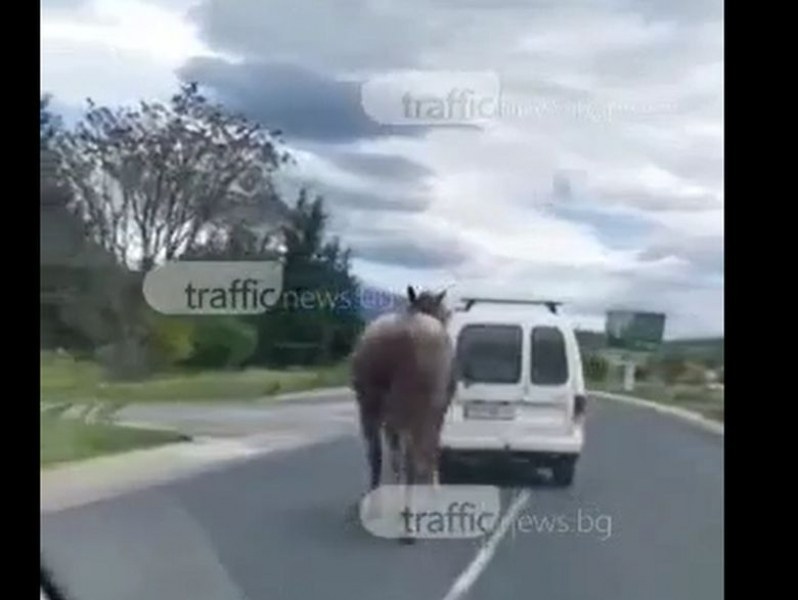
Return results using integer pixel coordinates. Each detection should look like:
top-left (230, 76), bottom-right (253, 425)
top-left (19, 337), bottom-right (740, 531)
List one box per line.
top-left (40, 351), bottom-right (350, 404)
top-left (590, 379), bottom-right (724, 422)
top-left (40, 351), bottom-right (350, 467)
top-left (40, 414), bottom-right (187, 468)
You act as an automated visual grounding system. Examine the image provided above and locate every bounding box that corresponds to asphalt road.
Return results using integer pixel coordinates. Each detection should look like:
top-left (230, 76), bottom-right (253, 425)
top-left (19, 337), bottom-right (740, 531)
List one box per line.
top-left (40, 397), bottom-right (723, 600)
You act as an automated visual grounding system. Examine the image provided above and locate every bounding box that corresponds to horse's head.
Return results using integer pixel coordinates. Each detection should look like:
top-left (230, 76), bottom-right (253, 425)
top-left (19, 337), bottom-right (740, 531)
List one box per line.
top-left (406, 285), bottom-right (451, 324)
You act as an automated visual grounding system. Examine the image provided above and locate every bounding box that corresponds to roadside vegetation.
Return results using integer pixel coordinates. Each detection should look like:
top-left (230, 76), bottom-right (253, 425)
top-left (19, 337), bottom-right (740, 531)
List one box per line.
top-left (41, 87), bottom-right (362, 465)
top-left (40, 413), bottom-right (187, 468)
top-left (40, 351), bottom-right (349, 405)
top-left (582, 349), bottom-right (724, 422)
top-left (41, 86), bottom-right (359, 409)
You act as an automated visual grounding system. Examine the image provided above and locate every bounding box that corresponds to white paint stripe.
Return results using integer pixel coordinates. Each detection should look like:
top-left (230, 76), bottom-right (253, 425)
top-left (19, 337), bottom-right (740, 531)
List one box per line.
top-left (440, 489), bottom-right (531, 600)
top-left (40, 433), bottom-right (346, 513)
top-left (263, 386), bottom-right (351, 402)
top-left (590, 390), bottom-right (724, 436)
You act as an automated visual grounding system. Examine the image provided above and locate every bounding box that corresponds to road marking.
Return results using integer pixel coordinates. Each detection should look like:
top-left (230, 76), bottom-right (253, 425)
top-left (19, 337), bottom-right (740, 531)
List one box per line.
top-left (40, 434), bottom-right (348, 514)
top-left (440, 489), bottom-right (531, 600)
top-left (591, 390), bottom-right (724, 435)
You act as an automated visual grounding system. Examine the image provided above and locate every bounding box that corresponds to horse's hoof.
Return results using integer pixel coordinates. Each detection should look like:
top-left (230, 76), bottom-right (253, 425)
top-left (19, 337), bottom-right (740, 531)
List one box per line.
top-left (346, 500), bottom-right (361, 522)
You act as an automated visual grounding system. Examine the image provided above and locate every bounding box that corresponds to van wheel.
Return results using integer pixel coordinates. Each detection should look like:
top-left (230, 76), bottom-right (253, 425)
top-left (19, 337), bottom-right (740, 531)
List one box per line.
top-left (438, 451), bottom-right (459, 484)
top-left (551, 458), bottom-right (577, 487)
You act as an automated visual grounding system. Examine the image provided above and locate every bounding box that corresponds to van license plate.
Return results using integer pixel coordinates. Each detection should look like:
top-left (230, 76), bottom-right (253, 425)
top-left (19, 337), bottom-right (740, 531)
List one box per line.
top-left (464, 403), bottom-right (516, 420)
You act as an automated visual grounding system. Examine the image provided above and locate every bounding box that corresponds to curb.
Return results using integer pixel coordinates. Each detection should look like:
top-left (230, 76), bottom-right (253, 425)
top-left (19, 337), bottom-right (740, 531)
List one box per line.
top-left (113, 420), bottom-right (194, 442)
top-left (41, 387), bottom-right (353, 408)
top-left (40, 432), bottom-right (344, 513)
top-left (265, 386), bottom-right (351, 404)
top-left (590, 390), bottom-right (724, 436)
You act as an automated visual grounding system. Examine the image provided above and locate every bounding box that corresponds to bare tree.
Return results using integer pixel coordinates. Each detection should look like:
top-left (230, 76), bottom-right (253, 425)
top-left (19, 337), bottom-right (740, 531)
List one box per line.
top-left (53, 82), bottom-right (291, 271)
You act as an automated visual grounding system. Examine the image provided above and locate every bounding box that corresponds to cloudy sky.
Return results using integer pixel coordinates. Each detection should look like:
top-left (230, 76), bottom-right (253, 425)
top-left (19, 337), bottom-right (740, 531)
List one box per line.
top-left (41, 0), bottom-right (723, 337)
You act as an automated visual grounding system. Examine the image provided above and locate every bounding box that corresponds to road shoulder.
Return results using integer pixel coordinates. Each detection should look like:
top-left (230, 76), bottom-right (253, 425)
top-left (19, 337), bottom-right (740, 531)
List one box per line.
top-left (590, 390), bottom-right (724, 435)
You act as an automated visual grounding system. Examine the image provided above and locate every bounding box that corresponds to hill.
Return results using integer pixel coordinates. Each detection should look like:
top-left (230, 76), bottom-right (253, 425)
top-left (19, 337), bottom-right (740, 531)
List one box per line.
top-left (657, 338), bottom-right (724, 364)
top-left (575, 330), bottom-right (607, 353)
top-left (576, 330), bottom-right (723, 364)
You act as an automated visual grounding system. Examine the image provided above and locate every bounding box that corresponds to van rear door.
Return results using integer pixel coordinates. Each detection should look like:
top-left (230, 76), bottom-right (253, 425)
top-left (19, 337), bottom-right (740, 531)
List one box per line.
top-left (524, 325), bottom-right (574, 430)
top-left (454, 323), bottom-right (525, 420)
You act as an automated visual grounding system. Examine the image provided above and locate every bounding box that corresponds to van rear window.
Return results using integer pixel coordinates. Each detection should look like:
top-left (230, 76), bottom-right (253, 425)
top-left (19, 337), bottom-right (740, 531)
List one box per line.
top-left (531, 326), bottom-right (568, 385)
top-left (457, 325), bottom-right (522, 384)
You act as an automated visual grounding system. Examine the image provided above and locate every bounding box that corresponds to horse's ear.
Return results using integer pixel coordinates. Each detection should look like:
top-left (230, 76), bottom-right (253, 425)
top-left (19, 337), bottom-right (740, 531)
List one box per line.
top-left (436, 290), bottom-right (447, 303)
top-left (407, 286), bottom-right (417, 303)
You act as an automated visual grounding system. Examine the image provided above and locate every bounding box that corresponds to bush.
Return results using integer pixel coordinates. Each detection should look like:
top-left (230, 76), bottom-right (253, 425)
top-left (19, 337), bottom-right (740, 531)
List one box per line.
top-left (583, 354), bottom-right (609, 382)
top-left (658, 357), bottom-right (686, 384)
top-left (184, 317), bottom-right (258, 369)
top-left (675, 362), bottom-right (707, 385)
top-left (94, 339), bottom-right (154, 381)
top-left (635, 362), bottom-right (651, 382)
top-left (147, 315), bottom-right (195, 367)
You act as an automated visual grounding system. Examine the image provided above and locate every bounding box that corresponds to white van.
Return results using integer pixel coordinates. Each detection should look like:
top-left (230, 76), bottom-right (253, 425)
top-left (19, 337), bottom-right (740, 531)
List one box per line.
top-left (440, 298), bottom-right (587, 486)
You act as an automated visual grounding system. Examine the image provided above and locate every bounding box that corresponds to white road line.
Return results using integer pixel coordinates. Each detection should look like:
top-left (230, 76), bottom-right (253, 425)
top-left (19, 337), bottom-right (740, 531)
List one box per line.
top-left (590, 390), bottom-right (724, 435)
top-left (440, 489), bottom-right (531, 600)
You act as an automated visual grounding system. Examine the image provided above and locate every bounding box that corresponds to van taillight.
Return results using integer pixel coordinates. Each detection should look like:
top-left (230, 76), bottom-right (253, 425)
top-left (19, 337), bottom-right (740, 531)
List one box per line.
top-left (574, 394), bottom-right (587, 418)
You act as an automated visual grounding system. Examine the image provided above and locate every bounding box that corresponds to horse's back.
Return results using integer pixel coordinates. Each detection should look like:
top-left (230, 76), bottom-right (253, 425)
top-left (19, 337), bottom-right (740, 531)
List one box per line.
top-left (351, 312), bottom-right (453, 412)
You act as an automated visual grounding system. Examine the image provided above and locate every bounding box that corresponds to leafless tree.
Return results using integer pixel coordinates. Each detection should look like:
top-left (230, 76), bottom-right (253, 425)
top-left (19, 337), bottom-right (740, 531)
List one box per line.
top-left (52, 82), bottom-right (291, 271)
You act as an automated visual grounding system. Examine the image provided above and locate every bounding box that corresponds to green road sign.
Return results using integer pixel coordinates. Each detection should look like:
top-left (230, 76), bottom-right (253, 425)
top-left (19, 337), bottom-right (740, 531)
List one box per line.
top-left (605, 310), bottom-right (666, 353)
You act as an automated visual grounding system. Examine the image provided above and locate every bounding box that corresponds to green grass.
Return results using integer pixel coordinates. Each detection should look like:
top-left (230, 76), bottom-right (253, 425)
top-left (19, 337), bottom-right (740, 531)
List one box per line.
top-left (40, 414), bottom-right (187, 468)
top-left (40, 352), bottom-right (350, 404)
top-left (576, 332), bottom-right (724, 365)
top-left (589, 379), bottom-right (724, 422)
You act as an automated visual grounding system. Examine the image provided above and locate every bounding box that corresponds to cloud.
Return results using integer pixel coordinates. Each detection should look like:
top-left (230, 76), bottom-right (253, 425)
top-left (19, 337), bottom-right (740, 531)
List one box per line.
top-left (352, 237), bottom-right (469, 269)
top-left (42, 0), bottom-right (87, 9)
top-left (40, 0), bottom-right (221, 106)
top-left (324, 151), bottom-right (434, 183)
top-left (639, 228), bottom-right (724, 276)
top-left (275, 145), bottom-right (434, 215)
top-left (179, 58), bottom-right (432, 142)
top-left (188, 0), bottom-right (440, 71)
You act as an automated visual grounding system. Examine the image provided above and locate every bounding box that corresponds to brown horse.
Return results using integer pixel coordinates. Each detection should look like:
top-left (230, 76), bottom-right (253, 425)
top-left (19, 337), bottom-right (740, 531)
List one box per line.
top-left (351, 286), bottom-right (455, 511)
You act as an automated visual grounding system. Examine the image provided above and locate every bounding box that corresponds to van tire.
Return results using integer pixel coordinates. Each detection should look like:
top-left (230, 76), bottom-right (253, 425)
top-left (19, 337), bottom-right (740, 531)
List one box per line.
top-left (551, 458), bottom-right (577, 487)
top-left (438, 451), bottom-right (460, 484)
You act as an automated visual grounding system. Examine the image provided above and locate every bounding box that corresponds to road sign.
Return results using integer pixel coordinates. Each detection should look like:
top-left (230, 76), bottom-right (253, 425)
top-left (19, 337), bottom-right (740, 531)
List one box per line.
top-left (604, 310), bottom-right (666, 392)
top-left (605, 310), bottom-right (666, 353)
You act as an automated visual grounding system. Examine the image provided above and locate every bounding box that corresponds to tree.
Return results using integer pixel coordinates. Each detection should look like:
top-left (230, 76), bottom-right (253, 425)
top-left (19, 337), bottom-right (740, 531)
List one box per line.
top-left (250, 190), bottom-right (363, 366)
top-left (40, 94), bottom-right (63, 145)
top-left (52, 82), bottom-right (291, 271)
top-left (41, 93), bottom-right (117, 354)
top-left (42, 85), bottom-right (291, 377)
top-left (179, 189), bottom-right (361, 368)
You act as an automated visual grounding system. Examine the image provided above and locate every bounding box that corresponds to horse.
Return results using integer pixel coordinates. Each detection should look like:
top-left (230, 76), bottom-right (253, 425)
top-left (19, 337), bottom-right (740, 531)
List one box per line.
top-left (350, 286), bottom-right (456, 541)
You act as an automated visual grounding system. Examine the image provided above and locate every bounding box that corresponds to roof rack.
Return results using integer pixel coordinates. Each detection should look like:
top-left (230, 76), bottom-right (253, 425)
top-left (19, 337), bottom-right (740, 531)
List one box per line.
top-left (458, 297), bottom-right (563, 314)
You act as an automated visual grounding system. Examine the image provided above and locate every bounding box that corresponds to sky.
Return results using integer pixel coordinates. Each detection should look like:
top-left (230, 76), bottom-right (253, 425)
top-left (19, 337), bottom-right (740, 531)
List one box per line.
top-left (40, 0), bottom-right (723, 338)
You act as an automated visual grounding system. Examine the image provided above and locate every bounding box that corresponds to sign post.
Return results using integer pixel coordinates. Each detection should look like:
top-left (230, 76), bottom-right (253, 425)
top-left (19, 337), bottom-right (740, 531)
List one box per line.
top-left (622, 360), bottom-right (635, 392)
top-left (604, 310), bottom-right (666, 393)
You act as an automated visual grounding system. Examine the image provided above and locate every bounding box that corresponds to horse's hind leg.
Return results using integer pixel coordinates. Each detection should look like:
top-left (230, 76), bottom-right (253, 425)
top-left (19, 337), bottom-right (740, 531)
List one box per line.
top-left (354, 396), bottom-right (385, 526)
top-left (397, 430), bottom-right (419, 545)
top-left (385, 427), bottom-right (401, 484)
top-left (358, 399), bottom-right (383, 491)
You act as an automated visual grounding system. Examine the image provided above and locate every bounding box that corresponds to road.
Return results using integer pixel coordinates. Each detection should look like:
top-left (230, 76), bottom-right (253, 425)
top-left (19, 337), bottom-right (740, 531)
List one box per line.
top-left (40, 395), bottom-right (723, 600)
